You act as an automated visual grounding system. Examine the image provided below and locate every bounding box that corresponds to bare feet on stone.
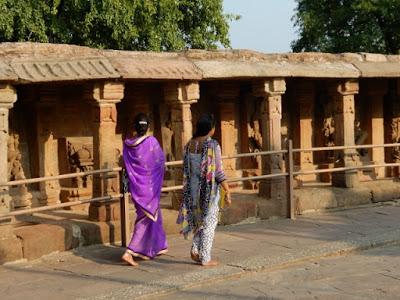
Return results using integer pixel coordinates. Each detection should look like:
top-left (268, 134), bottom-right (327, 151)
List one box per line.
top-left (201, 260), bottom-right (218, 267)
top-left (122, 252), bottom-right (138, 267)
top-left (190, 251), bottom-right (200, 263)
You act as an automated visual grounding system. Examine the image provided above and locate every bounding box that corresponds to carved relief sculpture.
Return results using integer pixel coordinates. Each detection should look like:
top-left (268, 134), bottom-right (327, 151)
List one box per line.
top-left (248, 113), bottom-right (263, 170)
top-left (161, 117), bottom-right (175, 162)
top-left (67, 141), bottom-right (94, 189)
top-left (391, 117), bottom-right (400, 162)
top-left (7, 133), bottom-right (31, 208)
top-left (354, 119), bottom-right (368, 157)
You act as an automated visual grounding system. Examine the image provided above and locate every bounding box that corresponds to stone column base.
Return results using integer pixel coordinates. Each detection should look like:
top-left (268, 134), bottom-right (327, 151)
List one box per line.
top-left (88, 200), bottom-right (121, 222)
top-left (332, 170), bottom-right (359, 188)
top-left (0, 190), bottom-right (13, 214)
top-left (11, 192), bottom-right (33, 209)
top-left (259, 177), bottom-right (287, 217)
top-left (319, 163), bottom-right (334, 183)
top-left (259, 177), bottom-right (286, 198)
top-left (373, 161), bottom-right (385, 179)
top-left (295, 164), bottom-right (318, 183)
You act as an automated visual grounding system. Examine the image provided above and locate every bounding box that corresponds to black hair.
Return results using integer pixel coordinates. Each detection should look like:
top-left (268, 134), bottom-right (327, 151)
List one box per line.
top-left (133, 113), bottom-right (149, 137)
top-left (193, 113), bottom-right (216, 138)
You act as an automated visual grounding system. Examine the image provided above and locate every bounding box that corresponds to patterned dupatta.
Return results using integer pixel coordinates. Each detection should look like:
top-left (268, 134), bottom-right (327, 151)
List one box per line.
top-left (177, 137), bottom-right (224, 238)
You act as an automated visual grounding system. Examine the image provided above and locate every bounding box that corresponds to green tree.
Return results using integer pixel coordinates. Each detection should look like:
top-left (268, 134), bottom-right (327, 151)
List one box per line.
top-left (0, 0), bottom-right (238, 51)
top-left (292, 0), bottom-right (400, 54)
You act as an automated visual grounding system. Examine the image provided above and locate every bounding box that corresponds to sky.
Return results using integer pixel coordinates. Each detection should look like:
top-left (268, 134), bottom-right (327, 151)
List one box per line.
top-left (223, 0), bottom-right (298, 53)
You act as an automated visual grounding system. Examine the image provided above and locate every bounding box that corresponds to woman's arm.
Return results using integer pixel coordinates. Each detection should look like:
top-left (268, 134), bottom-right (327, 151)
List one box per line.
top-left (215, 143), bottom-right (231, 206)
top-left (220, 180), bottom-right (232, 207)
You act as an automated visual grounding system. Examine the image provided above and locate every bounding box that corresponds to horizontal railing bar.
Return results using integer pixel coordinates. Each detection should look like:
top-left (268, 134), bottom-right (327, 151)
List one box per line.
top-left (0, 167), bottom-right (122, 187)
top-left (162, 185), bottom-right (184, 192)
top-left (166, 150), bottom-right (287, 168)
top-left (0, 195), bottom-right (122, 219)
top-left (293, 162), bottom-right (400, 176)
top-left (2, 143), bottom-right (400, 187)
top-left (227, 173), bottom-right (288, 183)
top-left (1, 150), bottom-right (287, 186)
top-left (292, 143), bottom-right (400, 153)
top-left (160, 173), bottom-right (288, 192)
top-left (165, 161), bottom-right (183, 166)
top-left (222, 150), bottom-right (287, 160)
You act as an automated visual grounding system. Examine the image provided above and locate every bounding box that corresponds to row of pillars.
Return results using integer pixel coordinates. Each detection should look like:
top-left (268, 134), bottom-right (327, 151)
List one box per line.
top-left (0, 78), bottom-right (398, 218)
top-left (0, 81), bottom-right (200, 219)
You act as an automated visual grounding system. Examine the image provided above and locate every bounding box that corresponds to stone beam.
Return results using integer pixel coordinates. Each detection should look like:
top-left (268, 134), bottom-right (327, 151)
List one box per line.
top-left (0, 84), bottom-right (17, 213)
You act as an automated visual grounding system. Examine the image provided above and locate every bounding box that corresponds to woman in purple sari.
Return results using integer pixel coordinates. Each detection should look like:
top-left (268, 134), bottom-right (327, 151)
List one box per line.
top-left (121, 113), bottom-right (168, 267)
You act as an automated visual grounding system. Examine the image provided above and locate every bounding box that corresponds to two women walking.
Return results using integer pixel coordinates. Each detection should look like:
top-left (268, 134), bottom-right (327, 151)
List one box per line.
top-left (122, 113), bottom-right (231, 267)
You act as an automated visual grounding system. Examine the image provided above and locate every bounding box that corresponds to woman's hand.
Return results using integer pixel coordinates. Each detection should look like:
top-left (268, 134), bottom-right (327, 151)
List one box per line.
top-left (224, 191), bottom-right (232, 207)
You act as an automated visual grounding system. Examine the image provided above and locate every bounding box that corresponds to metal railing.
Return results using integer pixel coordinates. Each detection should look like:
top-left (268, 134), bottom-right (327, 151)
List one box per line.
top-left (1, 141), bottom-right (400, 246)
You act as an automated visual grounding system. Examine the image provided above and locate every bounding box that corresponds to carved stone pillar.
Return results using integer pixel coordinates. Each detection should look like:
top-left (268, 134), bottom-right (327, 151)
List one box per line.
top-left (164, 82), bottom-right (199, 209)
top-left (294, 81), bottom-right (317, 181)
top-left (215, 83), bottom-right (240, 178)
top-left (253, 79), bottom-right (287, 214)
top-left (89, 82), bottom-right (124, 221)
top-left (37, 88), bottom-right (61, 205)
top-left (164, 82), bottom-right (199, 159)
top-left (0, 85), bottom-right (17, 213)
top-left (329, 80), bottom-right (360, 188)
top-left (365, 80), bottom-right (387, 179)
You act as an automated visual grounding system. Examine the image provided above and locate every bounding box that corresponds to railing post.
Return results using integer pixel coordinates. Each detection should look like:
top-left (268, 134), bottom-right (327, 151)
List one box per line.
top-left (286, 140), bottom-right (295, 219)
top-left (119, 169), bottom-right (130, 247)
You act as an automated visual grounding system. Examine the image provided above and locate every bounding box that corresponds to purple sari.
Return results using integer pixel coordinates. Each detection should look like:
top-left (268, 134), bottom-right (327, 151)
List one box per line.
top-left (123, 135), bottom-right (168, 259)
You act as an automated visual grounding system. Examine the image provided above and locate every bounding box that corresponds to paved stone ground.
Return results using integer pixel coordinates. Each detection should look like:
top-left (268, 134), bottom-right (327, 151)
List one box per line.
top-left (158, 244), bottom-right (400, 300)
top-left (1, 202), bottom-right (400, 300)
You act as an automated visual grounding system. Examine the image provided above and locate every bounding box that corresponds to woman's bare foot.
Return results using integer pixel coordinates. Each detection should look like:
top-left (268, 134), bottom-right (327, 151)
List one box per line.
top-left (190, 251), bottom-right (200, 263)
top-left (157, 249), bottom-right (168, 256)
top-left (122, 252), bottom-right (138, 267)
top-left (201, 260), bottom-right (218, 267)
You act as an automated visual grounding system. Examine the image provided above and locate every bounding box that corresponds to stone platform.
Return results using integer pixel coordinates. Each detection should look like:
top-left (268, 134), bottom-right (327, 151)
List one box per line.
top-left (2, 179), bottom-right (400, 264)
top-left (1, 203), bottom-right (400, 299)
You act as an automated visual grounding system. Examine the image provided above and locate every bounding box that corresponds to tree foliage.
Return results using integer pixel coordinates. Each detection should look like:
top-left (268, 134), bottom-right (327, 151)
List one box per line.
top-left (292, 0), bottom-right (400, 54)
top-left (0, 0), bottom-right (238, 51)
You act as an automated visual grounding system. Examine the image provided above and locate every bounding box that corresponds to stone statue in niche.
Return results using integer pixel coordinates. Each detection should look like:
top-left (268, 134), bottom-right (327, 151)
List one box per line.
top-left (322, 114), bottom-right (336, 165)
top-left (248, 117), bottom-right (263, 170)
top-left (67, 141), bottom-right (94, 188)
top-left (161, 118), bottom-right (175, 162)
top-left (323, 117), bottom-right (335, 147)
top-left (391, 117), bottom-right (400, 162)
top-left (59, 138), bottom-right (94, 211)
top-left (7, 133), bottom-right (31, 208)
top-left (354, 119), bottom-right (368, 157)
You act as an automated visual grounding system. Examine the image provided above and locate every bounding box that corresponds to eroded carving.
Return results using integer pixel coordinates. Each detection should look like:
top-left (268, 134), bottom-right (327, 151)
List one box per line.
top-left (7, 133), bottom-right (31, 208)
top-left (391, 117), bottom-right (400, 161)
top-left (67, 140), bottom-right (94, 188)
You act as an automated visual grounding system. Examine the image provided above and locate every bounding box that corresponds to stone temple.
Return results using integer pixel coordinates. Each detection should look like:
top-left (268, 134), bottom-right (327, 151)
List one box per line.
top-left (1, 42), bottom-right (400, 261)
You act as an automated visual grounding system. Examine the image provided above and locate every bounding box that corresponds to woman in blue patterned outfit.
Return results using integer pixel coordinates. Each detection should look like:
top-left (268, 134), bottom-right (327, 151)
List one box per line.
top-left (177, 114), bottom-right (231, 267)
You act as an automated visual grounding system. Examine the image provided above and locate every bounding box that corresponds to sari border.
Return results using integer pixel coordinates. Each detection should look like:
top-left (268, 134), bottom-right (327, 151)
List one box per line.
top-left (126, 247), bottom-right (168, 260)
top-left (126, 135), bottom-right (150, 148)
top-left (138, 205), bottom-right (159, 222)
